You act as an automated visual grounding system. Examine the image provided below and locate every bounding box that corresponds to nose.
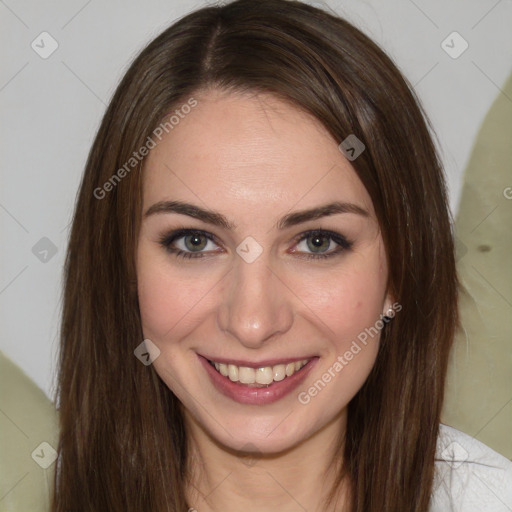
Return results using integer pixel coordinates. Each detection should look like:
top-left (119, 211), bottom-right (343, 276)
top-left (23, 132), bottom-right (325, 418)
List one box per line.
top-left (217, 255), bottom-right (294, 349)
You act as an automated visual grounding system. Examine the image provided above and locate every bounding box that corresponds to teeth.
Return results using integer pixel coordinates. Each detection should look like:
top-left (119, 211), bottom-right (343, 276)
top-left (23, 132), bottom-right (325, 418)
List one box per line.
top-left (239, 366), bottom-right (255, 384)
top-left (273, 364), bottom-right (286, 382)
top-left (210, 359), bottom-right (310, 386)
top-left (228, 364), bottom-right (239, 382)
top-left (256, 367), bottom-right (273, 385)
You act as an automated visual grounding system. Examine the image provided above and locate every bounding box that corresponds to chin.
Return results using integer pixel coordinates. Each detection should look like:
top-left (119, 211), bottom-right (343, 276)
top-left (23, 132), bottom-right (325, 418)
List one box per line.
top-left (198, 411), bottom-right (317, 455)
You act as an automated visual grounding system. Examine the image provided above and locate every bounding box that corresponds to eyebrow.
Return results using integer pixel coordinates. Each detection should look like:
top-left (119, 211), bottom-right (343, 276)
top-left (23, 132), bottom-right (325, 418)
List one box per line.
top-left (143, 200), bottom-right (369, 230)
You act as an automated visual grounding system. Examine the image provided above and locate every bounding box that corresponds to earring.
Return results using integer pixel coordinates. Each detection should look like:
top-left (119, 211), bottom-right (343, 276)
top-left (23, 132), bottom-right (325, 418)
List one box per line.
top-left (383, 306), bottom-right (395, 320)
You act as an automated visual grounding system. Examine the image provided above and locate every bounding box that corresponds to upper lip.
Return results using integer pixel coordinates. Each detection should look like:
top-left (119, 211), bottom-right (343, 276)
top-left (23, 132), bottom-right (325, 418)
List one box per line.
top-left (201, 354), bottom-right (316, 368)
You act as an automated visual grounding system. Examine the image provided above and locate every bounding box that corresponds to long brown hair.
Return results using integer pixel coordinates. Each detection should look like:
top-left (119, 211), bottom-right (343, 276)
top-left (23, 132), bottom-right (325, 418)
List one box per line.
top-left (51, 1), bottom-right (459, 510)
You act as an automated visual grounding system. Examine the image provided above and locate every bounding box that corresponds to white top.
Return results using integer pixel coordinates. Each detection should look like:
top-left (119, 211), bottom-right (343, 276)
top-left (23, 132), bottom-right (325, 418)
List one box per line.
top-left (430, 424), bottom-right (512, 511)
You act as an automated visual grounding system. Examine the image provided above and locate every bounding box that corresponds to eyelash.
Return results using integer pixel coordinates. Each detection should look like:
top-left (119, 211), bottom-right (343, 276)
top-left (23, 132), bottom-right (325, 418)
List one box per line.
top-left (157, 228), bottom-right (353, 260)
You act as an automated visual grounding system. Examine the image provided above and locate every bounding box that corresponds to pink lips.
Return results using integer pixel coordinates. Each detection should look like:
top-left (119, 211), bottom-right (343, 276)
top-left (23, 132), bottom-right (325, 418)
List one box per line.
top-left (198, 354), bottom-right (318, 405)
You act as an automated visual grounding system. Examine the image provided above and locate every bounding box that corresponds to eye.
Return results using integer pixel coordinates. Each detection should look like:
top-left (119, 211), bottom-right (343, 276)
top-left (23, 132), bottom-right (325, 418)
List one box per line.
top-left (158, 228), bottom-right (352, 261)
top-left (158, 229), bottom-right (222, 259)
top-left (291, 230), bottom-right (352, 260)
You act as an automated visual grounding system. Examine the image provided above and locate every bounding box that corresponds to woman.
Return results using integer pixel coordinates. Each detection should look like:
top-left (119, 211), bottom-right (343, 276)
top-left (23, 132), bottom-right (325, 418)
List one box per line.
top-left (51, 1), bottom-right (512, 511)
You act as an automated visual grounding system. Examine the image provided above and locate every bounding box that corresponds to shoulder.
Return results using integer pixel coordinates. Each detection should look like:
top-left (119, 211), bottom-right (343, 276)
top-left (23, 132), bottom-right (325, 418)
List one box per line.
top-left (429, 424), bottom-right (512, 512)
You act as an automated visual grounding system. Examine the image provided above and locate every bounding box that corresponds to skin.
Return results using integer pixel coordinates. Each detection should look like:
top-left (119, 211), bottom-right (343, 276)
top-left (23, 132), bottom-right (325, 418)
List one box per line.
top-left (136, 89), bottom-right (393, 511)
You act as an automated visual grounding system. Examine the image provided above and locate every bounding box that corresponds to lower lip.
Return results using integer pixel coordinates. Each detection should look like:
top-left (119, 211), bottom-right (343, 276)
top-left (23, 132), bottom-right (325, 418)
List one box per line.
top-left (198, 355), bottom-right (318, 405)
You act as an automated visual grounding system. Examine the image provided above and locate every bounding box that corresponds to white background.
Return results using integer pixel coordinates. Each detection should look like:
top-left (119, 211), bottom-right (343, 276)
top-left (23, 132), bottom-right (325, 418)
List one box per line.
top-left (1, 0), bottom-right (511, 400)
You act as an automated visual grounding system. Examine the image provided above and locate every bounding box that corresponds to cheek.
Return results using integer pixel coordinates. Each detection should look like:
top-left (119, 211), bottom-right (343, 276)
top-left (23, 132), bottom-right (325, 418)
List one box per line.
top-left (295, 262), bottom-right (386, 338)
top-left (137, 273), bottom-right (171, 338)
top-left (136, 247), bottom-right (213, 339)
top-left (294, 267), bottom-right (385, 418)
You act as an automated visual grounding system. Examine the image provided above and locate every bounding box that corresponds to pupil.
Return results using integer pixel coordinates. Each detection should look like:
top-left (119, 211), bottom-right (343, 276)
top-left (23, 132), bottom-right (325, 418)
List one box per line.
top-left (308, 235), bottom-right (329, 252)
top-left (186, 234), bottom-right (206, 251)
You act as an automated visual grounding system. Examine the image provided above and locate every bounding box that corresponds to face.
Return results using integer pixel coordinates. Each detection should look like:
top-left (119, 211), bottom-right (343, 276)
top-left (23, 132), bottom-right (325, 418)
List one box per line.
top-left (136, 89), bottom-right (392, 454)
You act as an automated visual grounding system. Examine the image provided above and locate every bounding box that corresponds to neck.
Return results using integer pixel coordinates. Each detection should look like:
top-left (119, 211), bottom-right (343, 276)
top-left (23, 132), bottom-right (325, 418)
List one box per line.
top-left (184, 410), bottom-right (351, 512)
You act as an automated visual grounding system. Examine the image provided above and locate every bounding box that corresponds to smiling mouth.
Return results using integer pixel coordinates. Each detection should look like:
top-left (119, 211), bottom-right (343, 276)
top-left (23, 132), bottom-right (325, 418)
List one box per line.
top-left (207, 358), bottom-right (312, 387)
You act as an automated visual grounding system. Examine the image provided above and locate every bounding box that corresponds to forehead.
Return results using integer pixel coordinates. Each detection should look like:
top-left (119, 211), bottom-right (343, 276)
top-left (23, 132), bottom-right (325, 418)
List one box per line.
top-left (142, 90), bottom-right (375, 220)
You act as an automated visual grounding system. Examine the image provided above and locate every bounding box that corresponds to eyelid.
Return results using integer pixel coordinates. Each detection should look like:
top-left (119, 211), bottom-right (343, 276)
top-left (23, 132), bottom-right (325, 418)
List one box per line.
top-left (158, 228), bottom-right (224, 259)
top-left (289, 229), bottom-right (353, 259)
top-left (160, 228), bottom-right (221, 245)
top-left (291, 229), bottom-right (352, 249)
